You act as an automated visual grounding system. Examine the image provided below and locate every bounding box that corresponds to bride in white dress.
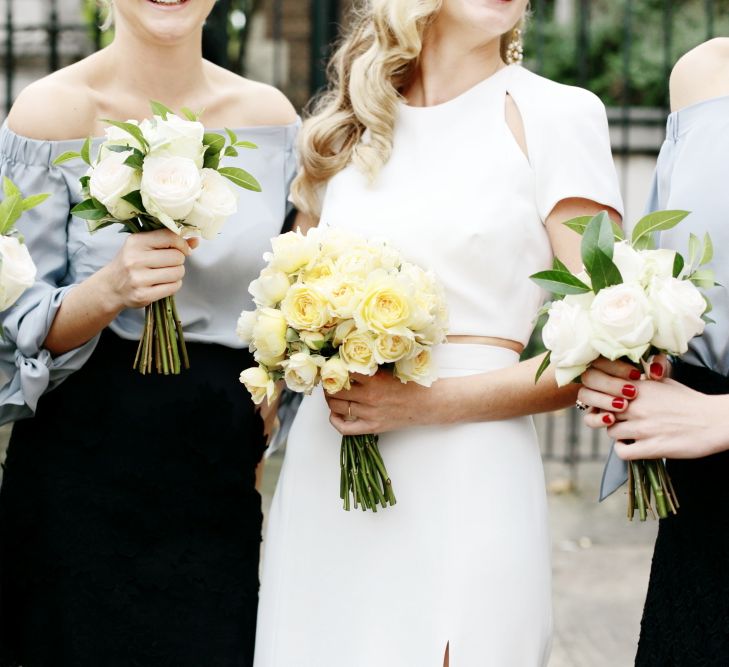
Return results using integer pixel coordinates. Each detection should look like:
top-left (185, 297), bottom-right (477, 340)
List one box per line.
top-left (255, 1), bottom-right (623, 665)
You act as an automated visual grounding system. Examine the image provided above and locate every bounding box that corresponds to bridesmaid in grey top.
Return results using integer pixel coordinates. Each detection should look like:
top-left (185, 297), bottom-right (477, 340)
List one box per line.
top-left (0, 1), bottom-right (297, 665)
top-left (578, 38), bottom-right (729, 665)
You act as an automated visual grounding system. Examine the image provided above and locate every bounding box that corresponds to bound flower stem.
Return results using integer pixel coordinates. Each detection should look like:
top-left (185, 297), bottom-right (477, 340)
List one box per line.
top-left (340, 434), bottom-right (396, 512)
top-left (133, 295), bottom-right (190, 375)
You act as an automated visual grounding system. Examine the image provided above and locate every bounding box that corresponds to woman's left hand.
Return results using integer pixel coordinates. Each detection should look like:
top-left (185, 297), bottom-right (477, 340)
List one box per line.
top-left (605, 378), bottom-right (728, 460)
top-left (325, 370), bottom-right (438, 436)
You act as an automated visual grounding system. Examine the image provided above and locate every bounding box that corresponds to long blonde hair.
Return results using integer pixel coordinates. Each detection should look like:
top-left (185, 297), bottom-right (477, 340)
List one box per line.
top-left (290, 0), bottom-right (523, 218)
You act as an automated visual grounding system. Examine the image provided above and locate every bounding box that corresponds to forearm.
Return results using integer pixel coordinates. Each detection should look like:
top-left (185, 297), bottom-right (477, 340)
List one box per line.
top-left (44, 266), bottom-right (123, 355)
top-left (430, 354), bottom-right (578, 425)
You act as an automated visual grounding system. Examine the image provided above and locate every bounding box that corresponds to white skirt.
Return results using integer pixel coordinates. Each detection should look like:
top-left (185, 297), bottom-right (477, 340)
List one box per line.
top-left (254, 344), bottom-right (552, 667)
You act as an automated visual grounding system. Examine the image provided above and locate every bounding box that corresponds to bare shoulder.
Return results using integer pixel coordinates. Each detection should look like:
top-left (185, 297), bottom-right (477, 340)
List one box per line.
top-left (204, 63), bottom-right (298, 128)
top-left (6, 58), bottom-right (99, 141)
top-left (670, 38), bottom-right (729, 112)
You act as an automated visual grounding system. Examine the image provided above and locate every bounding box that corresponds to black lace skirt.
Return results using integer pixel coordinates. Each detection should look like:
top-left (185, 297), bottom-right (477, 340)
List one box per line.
top-left (636, 360), bottom-right (729, 666)
top-left (0, 330), bottom-right (266, 667)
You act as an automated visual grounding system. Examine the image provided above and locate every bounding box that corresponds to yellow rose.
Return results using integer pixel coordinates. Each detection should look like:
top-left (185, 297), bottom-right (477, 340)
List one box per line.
top-left (355, 273), bottom-right (414, 336)
top-left (249, 267), bottom-right (291, 307)
top-left (268, 230), bottom-right (318, 274)
top-left (394, 345), bottom-right (437, 386)
top-left (321, 355), bottom-right (351, 394)
top-left (334, 247), bottom-right (380, 279)
top-left (300, 257), bottom-right (336, 283)
top-left (282, 351), bottom-right (325, 394)
top-left (239, 365), bottom-right (277, 405)
top-left (299, 329), bottom-right (329, 351)
top-left (251, 307), bottom-right (288, 366)
top-left (339, 330), bottom-right (378, 376)
top-left (318, 227), bottom-right (365, 260)
top-left (322, 277), bottom-right (363, 320)
top-left (332, 319), bottom-right (357, 346)
top-left (373, 334), bottom-right (414, 364)
top-left (236, 310), bottom-right (257, 346)
top-left (280, 284), bottom-right (330, 331)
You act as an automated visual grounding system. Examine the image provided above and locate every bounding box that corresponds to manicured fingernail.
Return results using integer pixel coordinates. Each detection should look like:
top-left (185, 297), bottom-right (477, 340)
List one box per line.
top-left (629, 369), bottom-right (641, 381)
top-left (622, 384), bottom-right (637, 398)
top-left (650, 362), bottom-right (663, 378)
top-left (602, 414), bottom-right (613, 424)
top-left (612, 397), bottom-right (626, 409)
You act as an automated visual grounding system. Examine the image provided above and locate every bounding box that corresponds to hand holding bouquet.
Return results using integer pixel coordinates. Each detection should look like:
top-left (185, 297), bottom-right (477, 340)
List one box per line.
top-left (239, 227), bottom-right (449, 512)
top-left (531, 210), bottom-right (714, 520)
top-left (0, 178), bottom-right (49, 313)
top-left (54, 101), bottom-right (261, 374)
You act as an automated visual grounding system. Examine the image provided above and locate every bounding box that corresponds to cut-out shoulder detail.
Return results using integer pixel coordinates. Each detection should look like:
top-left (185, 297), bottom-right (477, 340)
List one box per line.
top-left (670, 38), bottom-right (729, 112)
top-left (505, 93), bottom-right (529, 161)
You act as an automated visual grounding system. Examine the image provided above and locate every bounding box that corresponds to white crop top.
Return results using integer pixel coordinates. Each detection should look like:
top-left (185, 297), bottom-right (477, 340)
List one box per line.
top-left (319, 65), bottom-right (624, 345)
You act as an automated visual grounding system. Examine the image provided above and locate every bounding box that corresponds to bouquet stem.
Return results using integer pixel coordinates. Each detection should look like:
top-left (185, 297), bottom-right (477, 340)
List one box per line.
top-left (133, 296), bottom-right (190, 375)
top-left (628, 458), bottom-right (678, 521)
top-left (340, 434), bottom-right (396, 512)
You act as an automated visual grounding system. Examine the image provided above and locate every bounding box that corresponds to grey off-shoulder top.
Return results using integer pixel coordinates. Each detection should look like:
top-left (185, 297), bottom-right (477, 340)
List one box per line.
top-left (0, 119), bottom-right (299, 425)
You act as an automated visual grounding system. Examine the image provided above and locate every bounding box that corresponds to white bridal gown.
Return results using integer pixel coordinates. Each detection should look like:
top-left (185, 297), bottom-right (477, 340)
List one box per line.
top-left (255, 65), bottom-right (623, 666)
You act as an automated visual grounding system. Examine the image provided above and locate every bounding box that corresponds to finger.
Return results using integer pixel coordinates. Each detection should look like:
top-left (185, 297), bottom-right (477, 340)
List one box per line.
top-left (612, 439), bottom-right (650, 461)
top-left (141, 280), bottom-right (184, 304)
top-left (591, 357), bottom-right (643, 382)
top-left (145, 249), bottom-right (187, 269)
top-left (577, 387), bottom-right (629, 413)
top-left (583, 409), bottom-right (616, 429)
top-left (141, 229), bottom-right (192, 255)
top-left (326, 397), bottom-right (351, 417)
top-left (186, 237), bottom-right (201, 250)
top-left (581, 367), bottom-right (639, 401)
top-left (329, 413), bottom-right (377, 436)
top-left (647, 354), bottom-right (669, 381)
top-left (143, 266), bottom-right (185, 286)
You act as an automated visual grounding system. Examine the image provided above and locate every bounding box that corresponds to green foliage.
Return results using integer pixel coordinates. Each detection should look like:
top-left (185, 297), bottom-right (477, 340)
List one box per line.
top-left (0, 178), bottom-right (50, 235)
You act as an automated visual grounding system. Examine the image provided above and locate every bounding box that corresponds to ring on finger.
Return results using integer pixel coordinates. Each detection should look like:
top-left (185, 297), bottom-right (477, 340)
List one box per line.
top-left (575, 399), bottom-right (589, 411)
top-left (346, 401), bottom-right (358, 422)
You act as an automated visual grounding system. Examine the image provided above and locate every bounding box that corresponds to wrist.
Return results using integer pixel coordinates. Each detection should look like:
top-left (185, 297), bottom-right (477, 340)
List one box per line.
top-left (91, 265), bottom-right (126, 317)
top-left (705, 394), bottom-right (729, 455)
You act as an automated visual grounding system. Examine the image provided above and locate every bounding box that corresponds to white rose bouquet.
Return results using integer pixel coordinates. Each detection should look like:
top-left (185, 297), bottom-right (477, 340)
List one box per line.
top-left (0, 178), bottom-right (49, 314)
top-left (54, 101), bottom-right (261, 375)
top-left (531, 210), bottom-right (715, 521)
top-left (239, 227), bottom-right (449, 512)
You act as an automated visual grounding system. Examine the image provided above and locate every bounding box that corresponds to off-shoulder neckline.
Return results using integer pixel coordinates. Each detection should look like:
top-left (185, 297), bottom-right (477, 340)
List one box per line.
top-left (399, 64), bottom-right (517, 112)
top-left (669, 93), bottom-right (729, 118)
top-left (0, 118), bottom-right (300, 147)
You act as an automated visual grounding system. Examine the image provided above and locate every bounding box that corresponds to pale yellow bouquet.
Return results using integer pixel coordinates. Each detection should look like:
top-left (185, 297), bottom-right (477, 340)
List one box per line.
top-left (238, 226), bottom-right (448, 512)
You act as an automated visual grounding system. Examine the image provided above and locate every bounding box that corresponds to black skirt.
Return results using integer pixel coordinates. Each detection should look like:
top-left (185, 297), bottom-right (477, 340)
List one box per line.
top-left (0, 330), bottom-right (266, 667)
top-left (636, 360), bottom-right (729, 666)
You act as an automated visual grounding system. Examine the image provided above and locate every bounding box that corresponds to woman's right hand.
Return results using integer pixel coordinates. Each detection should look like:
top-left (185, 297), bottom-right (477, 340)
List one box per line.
top-left (102, 229), bottom-right (198, 310)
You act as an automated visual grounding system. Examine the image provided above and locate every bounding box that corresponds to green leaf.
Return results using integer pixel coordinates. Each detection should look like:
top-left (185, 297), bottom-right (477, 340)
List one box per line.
top-left (52, 151), bottom-right (82, 166)
top-left (530, 270), bottom-right (592, 295)
top-left (87, 217), bottom-right (119, 233)
top-left (180, 107), bottom-right (200, 122)
top-left (101, 120), bottom-right (149, 151)
top-left (203, 132), bottom-right (225, 155)
top-left (564, 213), bottom-right (624, 241)
top-left (150, 100), bottom-right (174, 119)
top-left (234, 140), bottom-right (258, 150)
top-left (631, 210), bottom-right (689, 247)
top-left (219, 167), bottom-right (262, 192)
top-left (0, 193), bottom-right (23, 235)
top-left (588, 249), bottom-right (623, 294)
top-left (121, 190), bottom-right (145, 212)
top-left (672, 252), bottom-right (685, 278)
top-left (700, 232), bottom-right (714, 266)
top-left (689, 268), bottom-right (716, 289)
top-left (105, 144), bottom-right (133, 153)
top-left (552, 256), bottom-right (571, 273)
top-left (124, 152), bottom-right (144, 170)
top-left (688, 232), bottom-right (700, 267)
top-left (224, 146), bottom-right (239, 158)
top-left (702, 314), bottom-right (716, 325)
top-left (225, 127), bottom-right (238, 145)
top-left (632, 234), bottom-right (656, 251)
top-left (79, 175), bottom-right (90, 191)
top-left (534, 351), bottom-right (552, 384)
top-left (203, 152), bottom-right (220, 170)
top-left (21, 193), bottom-right (50, 212)
top-left (80, 136), bottom-right (92, 166)
top-left (71, 198), bottom-right (109, 221)
top-left (3, 177), bottom-right (20, 199)
top-left (581, 211), bottom-right (616, 275)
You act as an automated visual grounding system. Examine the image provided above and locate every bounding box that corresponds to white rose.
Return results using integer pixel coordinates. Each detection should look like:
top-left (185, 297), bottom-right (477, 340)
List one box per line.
top-left (0, 236), bottom-right (37, 311)
top-left (394, 344), bottom-right (437, 387)
top-left (321, 355), bottom-right (351, 394)
top-left (249, 267), bottom-right (291, 307)
top-left (320, 277), bottom-right (363, 319)
top-left (590, 283), bottom-right (655, 363)
top-left (542, 294), bottom-right (599, 386)
top-left (267, 231), bottom-right (318, 274)
top-left (236, 310), bottom-right (257, 346)
top-left (639, 248), bottom-right (676, 283)
top-left (318, 227), bottom-right (365, 260)
top-left (89, 151), bottom-right (142, 220)
top-left (140, 156), bottom-right (202, 233)
top-left (99, 120), bottom-right (144, 159)
top-left (239, 365), bottom-right (277, 405)
top-left (648, 276), bottom-right (706, 354)
top-left (142, 114), bottom-right (206, 168)
top-left (183, 169), bottom-right (238, 239)
top-left (251, 307), bottom-right (288, 366)
top-left (613, 241), bottom-right (675, 286)
top-left (282, 351), bottom-right (324, 394)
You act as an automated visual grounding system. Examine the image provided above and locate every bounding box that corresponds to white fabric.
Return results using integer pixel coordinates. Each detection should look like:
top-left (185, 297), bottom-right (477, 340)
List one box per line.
top-left (255, 65), bottom-right (623, 666)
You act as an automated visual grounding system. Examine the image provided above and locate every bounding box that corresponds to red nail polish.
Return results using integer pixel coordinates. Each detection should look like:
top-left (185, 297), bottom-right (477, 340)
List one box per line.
top-left (629, 369), bottom-right (641, 381)
top-left (612, 398), bottom-right (626, 409)
top-left (622, 384), bottom-right (637, 398)
top-left (650, 362), bottom-right (664, 378)
top-left (603, 414), bottom-right (613, 424)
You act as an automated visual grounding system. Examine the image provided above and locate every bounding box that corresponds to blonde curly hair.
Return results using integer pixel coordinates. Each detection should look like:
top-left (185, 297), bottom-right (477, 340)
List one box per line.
top-left (290, 0), bottom-right (524, 218)
top-left (97, 0), bottom-right (113, 31)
